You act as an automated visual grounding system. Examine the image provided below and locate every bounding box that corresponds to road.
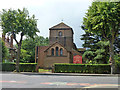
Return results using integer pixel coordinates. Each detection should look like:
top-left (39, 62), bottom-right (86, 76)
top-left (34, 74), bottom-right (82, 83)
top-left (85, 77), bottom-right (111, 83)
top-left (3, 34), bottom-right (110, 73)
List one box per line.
top-left (1, 72), bottom-right (120, 89)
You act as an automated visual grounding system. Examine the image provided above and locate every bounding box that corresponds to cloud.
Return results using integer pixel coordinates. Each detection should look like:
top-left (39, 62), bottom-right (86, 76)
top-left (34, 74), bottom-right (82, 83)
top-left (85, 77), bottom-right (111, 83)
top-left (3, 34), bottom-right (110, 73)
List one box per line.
top-left (0, 0), bottom-right (93, 47)
top-left (0, 0), bottom-right (46, 10)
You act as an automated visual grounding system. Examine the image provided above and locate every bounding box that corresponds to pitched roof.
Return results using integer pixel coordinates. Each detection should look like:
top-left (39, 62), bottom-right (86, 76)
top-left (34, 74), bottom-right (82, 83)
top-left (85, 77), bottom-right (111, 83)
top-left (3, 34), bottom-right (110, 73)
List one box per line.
top-left (44, 42), bottom-right (70, 52)
top-left (49, 22), bottom-right (72, 30)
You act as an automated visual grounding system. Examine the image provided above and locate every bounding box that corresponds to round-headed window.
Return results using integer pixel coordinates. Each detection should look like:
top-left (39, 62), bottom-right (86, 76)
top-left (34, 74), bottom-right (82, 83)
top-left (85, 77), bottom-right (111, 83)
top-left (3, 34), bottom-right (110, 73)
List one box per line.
top-left (60, 48), bottom-right (63, 56)
top-left (51, 48), bottom-right (54, 56)
top-left (56, 47), bottom-right (59, 56)
top-left (58, 31), bottom-right (62, 36)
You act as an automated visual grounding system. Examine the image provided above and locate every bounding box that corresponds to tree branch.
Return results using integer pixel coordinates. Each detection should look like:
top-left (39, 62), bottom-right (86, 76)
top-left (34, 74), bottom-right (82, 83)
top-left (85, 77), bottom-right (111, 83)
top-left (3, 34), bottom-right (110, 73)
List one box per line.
top-left (102, 29), bottom-right (109, 41)
top-left (20, 32), bottom-right (24, 45)
top-left (114, 24), bottom-right (119, 38)
top-left (13, 33), bottom-right (19, 45)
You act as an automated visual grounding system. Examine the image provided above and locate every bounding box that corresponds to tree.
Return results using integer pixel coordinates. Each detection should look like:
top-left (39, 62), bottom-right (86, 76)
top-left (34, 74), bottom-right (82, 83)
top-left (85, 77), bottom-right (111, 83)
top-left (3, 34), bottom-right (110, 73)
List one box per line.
top-left (81, 26), bottom-right (109, 64)
top-left (0, 8), bottom-right (39, 72)
top-left (83, 2), bottom-right (120, 74)
top-left (21, 36), bottom-right (49, 63)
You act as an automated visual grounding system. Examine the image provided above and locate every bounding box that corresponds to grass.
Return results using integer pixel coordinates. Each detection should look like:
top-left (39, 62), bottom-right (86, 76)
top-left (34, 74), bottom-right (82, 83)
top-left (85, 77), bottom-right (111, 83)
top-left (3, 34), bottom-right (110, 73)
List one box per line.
top-left (38, 69), bottom-right (51, 72)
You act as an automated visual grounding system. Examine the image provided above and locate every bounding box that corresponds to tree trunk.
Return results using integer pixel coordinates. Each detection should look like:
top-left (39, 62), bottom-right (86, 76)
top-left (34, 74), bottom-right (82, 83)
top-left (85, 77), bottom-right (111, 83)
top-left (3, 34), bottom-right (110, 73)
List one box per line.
top-left (16, 43), bottom-right (21, 72)
top-left (109, 39), bottom-right (115, 74)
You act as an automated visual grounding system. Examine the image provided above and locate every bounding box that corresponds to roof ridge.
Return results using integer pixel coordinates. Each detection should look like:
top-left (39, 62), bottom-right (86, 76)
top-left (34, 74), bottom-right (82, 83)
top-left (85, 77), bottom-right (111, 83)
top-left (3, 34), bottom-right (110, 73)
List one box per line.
top-left (49, 22), bottom-right (72, 30)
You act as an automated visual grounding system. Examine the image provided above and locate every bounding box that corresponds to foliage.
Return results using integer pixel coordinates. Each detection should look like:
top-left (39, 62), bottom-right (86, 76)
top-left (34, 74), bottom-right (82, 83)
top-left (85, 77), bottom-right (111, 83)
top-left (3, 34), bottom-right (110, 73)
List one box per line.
top-left (21, 36), bottom-right (49, 63)
top-left (1, 8), bottom-right (39, 38)
top-left (82, 40), bottom-right (109, 64)
top-left (82, 50), bottom-right (94, 62)
top-left (54, 63), bottom-right (111, 74)
top-left (95, 49), bottom-right (105, 54)
top-left (81, 26), bottom-right (110, 64)
top-left (83, 2), bottom-right (120, 36)
top-left (20, 49), bottom-right (31, 63)
top-left (114, 34), bottom-right (120, 54)
top-left (2, 63), bottom-right (37, 72)
top-left (81, 32), bottom-right (100, 50)
top-left (82, 2), bottom-right (120, 73)
top-left (114, 54), bottom-right (120, 73)
top-left (0, 8), bottom-right (39, 72)
top-left (1, 38), bottom-right (9, 61)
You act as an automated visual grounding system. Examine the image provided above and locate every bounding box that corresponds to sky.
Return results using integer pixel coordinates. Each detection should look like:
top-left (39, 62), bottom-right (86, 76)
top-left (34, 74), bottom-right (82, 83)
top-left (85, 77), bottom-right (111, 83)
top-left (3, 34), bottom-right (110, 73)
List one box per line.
top-left (0, 0), bottom-right (93, 48)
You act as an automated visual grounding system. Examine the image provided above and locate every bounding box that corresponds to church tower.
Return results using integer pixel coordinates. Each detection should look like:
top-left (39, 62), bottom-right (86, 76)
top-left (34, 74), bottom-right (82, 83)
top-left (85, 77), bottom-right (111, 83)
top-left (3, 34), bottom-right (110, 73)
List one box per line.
top-left (49, 22), bottom-right (75, 51)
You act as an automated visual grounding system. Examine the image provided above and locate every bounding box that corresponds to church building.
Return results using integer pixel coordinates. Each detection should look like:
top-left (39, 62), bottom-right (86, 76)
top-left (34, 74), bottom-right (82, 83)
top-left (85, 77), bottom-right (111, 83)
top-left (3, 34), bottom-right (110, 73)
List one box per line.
top-left (35, 22), bottom-right (84, 70)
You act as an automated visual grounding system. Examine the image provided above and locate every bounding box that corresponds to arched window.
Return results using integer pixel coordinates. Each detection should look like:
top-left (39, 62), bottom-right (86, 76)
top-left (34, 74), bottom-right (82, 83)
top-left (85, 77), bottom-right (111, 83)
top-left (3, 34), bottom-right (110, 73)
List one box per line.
top-left (58, 31), bottom-right (62, 36)
top-left (56, 47), bottom-right (59, 56)
top-left (51, 48), bottom-right (54, 56)
top-left (60, 48), bottom-right (63, 56)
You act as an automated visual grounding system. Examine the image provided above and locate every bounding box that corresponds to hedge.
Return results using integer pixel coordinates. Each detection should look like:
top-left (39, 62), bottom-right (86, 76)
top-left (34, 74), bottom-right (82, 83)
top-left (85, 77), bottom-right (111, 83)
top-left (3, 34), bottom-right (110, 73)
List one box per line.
top-left (115, 61), bottom-right (120, 73)
top-left (2, 63), bottom-right (37, 72)
top-left (54, 63), bottom-right (111, 74)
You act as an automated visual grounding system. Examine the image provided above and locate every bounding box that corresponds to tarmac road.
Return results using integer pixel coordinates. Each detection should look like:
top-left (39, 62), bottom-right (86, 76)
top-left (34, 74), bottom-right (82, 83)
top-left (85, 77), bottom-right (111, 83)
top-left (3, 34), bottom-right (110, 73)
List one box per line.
top-left (0, 72), bottom-right (120, 89)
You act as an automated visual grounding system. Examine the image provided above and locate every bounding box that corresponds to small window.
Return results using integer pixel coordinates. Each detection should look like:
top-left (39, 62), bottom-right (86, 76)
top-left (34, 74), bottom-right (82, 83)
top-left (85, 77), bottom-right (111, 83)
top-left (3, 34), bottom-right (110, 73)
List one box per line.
top-left (60, 48), bottom-right (63, 56)
top-left (56, 47), bottom-right (59, 56)
top-left (58, 31), bottom-right (62, 36)
top-left (51, 48), bottom-right (54, 56)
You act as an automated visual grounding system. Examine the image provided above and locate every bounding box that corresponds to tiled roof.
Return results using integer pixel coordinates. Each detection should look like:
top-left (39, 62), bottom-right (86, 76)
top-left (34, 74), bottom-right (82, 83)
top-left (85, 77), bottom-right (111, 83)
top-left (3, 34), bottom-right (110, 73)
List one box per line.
top-left (49, 22), bottom-right (72, 30)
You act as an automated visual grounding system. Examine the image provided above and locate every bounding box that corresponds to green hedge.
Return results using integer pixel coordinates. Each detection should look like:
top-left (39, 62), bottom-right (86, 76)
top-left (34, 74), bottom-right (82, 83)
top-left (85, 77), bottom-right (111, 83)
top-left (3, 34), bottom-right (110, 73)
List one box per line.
top-left (54, 63), bottom-right (111, 74)
top-left (2, 63), bottom-right (37, 72)
top-left (116, 61), bottom-right (120, 73)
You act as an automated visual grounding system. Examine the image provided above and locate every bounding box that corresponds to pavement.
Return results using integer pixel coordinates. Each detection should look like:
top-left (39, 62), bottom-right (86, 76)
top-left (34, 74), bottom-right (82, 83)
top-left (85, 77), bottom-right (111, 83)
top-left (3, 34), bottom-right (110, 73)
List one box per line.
top-left (12, 71), bottom-right (120, 77)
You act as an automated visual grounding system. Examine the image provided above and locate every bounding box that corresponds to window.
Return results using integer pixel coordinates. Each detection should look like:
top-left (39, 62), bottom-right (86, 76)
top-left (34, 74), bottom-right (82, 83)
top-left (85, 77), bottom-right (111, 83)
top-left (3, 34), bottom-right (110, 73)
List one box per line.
top-left (60, 48), bottom-right (63, 56)
top-left (58, 31), bottom-right (62, 36)
top-left (56, 47), bottom-right (59, 56)
top-left (51, 48), bottom-right (54, 56)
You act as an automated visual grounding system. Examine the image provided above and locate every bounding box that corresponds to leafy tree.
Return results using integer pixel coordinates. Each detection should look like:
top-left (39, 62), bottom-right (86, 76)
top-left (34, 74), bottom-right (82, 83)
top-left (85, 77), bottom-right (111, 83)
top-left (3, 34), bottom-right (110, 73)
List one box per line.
top-left (0, 8), bottom-right (39, 72)
top-left (21, 36), bottom-right (49, 63)
top-left (83, 2), bottom-right (120, 74)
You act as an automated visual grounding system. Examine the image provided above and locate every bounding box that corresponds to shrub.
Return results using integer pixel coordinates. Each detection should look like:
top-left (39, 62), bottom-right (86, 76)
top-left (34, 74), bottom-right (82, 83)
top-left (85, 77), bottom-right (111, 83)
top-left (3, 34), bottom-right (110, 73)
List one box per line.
top-left (114, 54), bottom-right (120, 73)
top-left (54, 63), bottom-right (111, 74)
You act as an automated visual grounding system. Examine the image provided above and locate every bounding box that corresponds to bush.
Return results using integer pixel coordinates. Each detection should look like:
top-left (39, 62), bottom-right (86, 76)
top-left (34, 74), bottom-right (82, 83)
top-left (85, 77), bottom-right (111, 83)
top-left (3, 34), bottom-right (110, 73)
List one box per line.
top-left (2, 63), bottom-right (37, 72)
top-left (54, 63), bottom-right (111, 74)
top-left (114, 54), bottom-right (120, 73)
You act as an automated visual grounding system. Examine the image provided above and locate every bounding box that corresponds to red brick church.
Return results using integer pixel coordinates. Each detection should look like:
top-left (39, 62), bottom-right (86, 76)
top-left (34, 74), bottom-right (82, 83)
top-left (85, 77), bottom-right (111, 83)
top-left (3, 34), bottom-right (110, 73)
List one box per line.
top-left (35, 22), bottom-right (84, 70)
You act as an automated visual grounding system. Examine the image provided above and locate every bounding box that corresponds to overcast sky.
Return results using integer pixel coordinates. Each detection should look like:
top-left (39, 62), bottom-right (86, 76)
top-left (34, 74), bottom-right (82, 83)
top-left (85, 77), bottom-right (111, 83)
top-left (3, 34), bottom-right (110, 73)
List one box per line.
top-left (0, 0), bottom-right (93, 48)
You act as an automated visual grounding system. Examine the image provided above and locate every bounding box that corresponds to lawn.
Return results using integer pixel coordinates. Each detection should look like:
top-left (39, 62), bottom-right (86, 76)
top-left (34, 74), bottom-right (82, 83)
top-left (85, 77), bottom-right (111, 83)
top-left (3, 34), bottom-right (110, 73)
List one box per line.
top-left (38, 69), bottom-right (51, 73)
